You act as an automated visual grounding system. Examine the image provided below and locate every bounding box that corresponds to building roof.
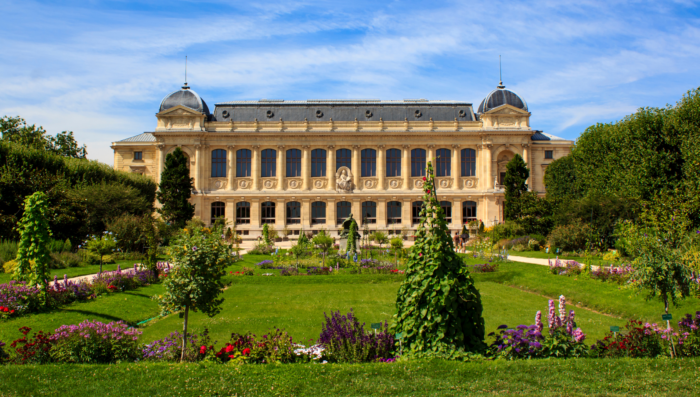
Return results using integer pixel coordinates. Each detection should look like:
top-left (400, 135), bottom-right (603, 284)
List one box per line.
top-left (531, 131), bottom-right (568, 142)
top-left (118, 132), bottom-right (156, 143)
top-left (210, 99), bottom-right (475, 122)
top-left (159, 84), bottom-right (210, 115)
top-left (477, 85), bottom-right (528, 113)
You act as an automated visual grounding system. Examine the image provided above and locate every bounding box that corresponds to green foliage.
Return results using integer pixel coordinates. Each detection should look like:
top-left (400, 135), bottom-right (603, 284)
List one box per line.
top-left (516, 192), bottom-right (555, 236)
top-left (84, 233), bottom-right (117, 273)
top-left (346, 218), bottom-right (359, 254)
top-left (14, 192), bottom-right (52, 304)
top-left (156, 148), bottom-right (195, 228)
top-left (390, 237), bottom-right (403, 251)
top-left (394, 161), bottom-right (486, 357)
top-left (371, 231), bottom-right (389, 248)
top-left (298, 228), bottom-right (309, 246)
top-left (262, 224), bottom-right (272, 246)
top-left (504, 154), bottom-right (529, 221)
top-left (548, 223), bottom-right (592, 251)
top-left (159, 225), bottom-right (234, 360)
top-left (461, 225), bottom-right (468, 235)
top-left (312, 231), bottom-right (334, 266)
top-left (1, 116), bottom-right (87, 158)
top-left (544, 155), bottom-right (582, 201)
top-left (0, 239), bottom-right (18, 263)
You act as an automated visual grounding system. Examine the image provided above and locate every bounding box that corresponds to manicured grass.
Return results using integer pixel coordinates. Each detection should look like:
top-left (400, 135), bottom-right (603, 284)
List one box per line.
top-left (0, 259), bottom-right (146, 284)
top-left (1, 358), bottom-right (698, 396)
top-left (505, 250), bottom-right (618, 268)
top-left (477, 260), bottom-right (700, 323)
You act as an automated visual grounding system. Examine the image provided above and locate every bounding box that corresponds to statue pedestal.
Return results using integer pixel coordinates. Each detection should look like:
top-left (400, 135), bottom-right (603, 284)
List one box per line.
top-left (339, 237), bottom-right (348, 253)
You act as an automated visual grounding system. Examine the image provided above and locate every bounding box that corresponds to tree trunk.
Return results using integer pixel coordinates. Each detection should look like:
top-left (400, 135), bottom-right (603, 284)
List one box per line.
top-left (180, 305), bottom-right (189, 362)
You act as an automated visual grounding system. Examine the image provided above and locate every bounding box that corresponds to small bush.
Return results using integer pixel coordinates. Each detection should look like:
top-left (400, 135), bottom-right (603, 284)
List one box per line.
top-left (49, 320), bottom-right (142, 363)
top-left (590, 320), bottom-right (664, 358)
top-left (548, 223), bottom-right (591, 251)
top-left (3, 259), bottom-right (18, 274)
top-left (0, 240), bottom-right (18, 263)
top-left (142, 329), bottom-right (212, 362)
top-left (318, 310), bottom-right (395, 363)
top-left (248, 244), bottom-right (275, 255)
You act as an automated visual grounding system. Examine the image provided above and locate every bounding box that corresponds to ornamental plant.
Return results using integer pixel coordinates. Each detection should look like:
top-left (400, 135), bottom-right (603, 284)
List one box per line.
top-left (503, 154), bottom-right (529, 220)
top-left (14, 191), bottom-right (52, 305)
top-left (156, 147), bottom-right (195, 228)
top-left (9, 326), bottom-right (54, 364)
top-left (393, 161), bottom-right (486, 357)
top-left (159, 225), bottom-right (233, 361)
top-left (590, 319), bottom-right (664, 358)
top-left (346, 217), bottom-right (359, 255)
top-left (49, 320), bottom-right (142, 363)
top-left (142, 328), bottom-right (213, 362)
top-left (319, 310), bottom-right (395, 363)
top-left (84, 232), bottom-right (118, 274)
top-left (312, 231), bottom-right (334, 267)
top-left (262, 224), bottom-right (272, 246)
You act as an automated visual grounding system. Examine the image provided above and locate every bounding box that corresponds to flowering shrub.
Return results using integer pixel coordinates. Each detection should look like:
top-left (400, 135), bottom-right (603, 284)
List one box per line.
top-left (307, 267), bottom-right (332, 275)
top-left (280, 268), bottom-right (299, 276)
top-left (590, 264), bottom-right (634, 284)
top-left (9, 327), bottom-right (54, 364)
top-left (471, 263), bottom-right (499, 273)
top-left (215, 329), bottom-right (308, 364)
top-left (487, 295), bottom-right (587, 359)
top-left (256, 260), bottom-right (276, 269)
top-left (677, 311), bottom-right (700, 357)
top-left (548, 258), bottom-right (583, 276)
top-left (142, 329), bottom-right (213, 362)
top-left (319, 310), bottom-right (395, 363)
top-left (0, 281), bottom-right (43, 317)
top-left (49, 320), bottom-right (142, 363)
top-left (590, 320), bottom-right (663, 358)
top-left (0, 339), bottom-right (7, 362)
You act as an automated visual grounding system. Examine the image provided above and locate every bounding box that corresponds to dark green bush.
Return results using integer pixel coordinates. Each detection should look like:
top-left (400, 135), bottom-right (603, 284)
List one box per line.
top-left (548, 223), bottom-right (591, 251)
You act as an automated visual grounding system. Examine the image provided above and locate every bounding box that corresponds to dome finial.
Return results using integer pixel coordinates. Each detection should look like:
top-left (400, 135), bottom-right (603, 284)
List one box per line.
top-left (497, 55), bottom-right (505, 89)
top-left (182, 55), bottom-right (190, 90)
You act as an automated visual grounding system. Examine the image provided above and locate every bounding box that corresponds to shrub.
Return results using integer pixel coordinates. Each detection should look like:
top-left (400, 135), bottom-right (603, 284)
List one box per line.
top-left (49, 320), bottom-right (141, 363)
top-left (318, 310), bottom-right (395, 363)
top-left (548, 258), bottom-right (583, 276)
top-left (0, 339), bottom-right (7, 362)
top-left (3, 259), bottom-right (17, 274)
top-left (248, 244), bottom-right (275, 255)
top-left (241, 267), bottom-right (254, 276)
top-left (280, 268), bottom-right (299, 276)
top-left (471, 263), bottom-right (499, 273)
top-left (216, 329), bottom-right (312, 364)
top-left (548, 223), bottom-right (591, 251)
top-left (0, 281), bottom-right (43, 317)
top-left (678, 311), bottom-right (700, 357)
top-left (590, 320), bottom-right (664, 358)
top-left (307, 267), bottom-right (331, 275)
top-left (9, 326), bottom-right (54, 364)
top-left (49, 252), bottom-right (81, 269)
top-left (142, 329), bottom-right (212, 362)
top-left (0, 240), bottom-right (18, 263)
top-left (590, 264), bottom-right (634, 284)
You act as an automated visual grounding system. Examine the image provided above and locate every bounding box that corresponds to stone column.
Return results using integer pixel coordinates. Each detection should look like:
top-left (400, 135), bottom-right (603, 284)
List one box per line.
top-left (326, 198), bottom-right (336, 230)
top-left (327, 146), bottom-right (336, 191)
top-left (377, 145), bottom-right (385, 190)
top-left (377, 198), bottom-right (387, 228)
top-left (402, 198), bottom-right (411, 227)
top-left (227, 145), bottom-right (235, 191)
top-left (252, 145), bottom-right (260, 191)
top-left (226, 199), bottom-right (235, 228)
top-left (302, 145), bottom-right (311, 191)
top-left (453, 198), bottom-right (463, 229)
top-left (275, 199), bottom-right (285, 228)
top-left (402, 145), bottom-right (410, 191)
top-left (194, 144), bottom-right (202, 191)
top-left (202, 198), bottom-right (212, 226)
top-left (277, 146), bottom-right (285, 191)
top-left (452, 144), bottom-right (460, 190)
top-left (427, 144), bottom-right (435, 164)
top-left (352, 199), bottom-right (361, 226)
top-left (203, 145), bottom-right (210, 193)
top-left (301, 199), bottom-right (311, 228)
top-left (250, 198), bottom-right (261, 228)
top-left (484, 144), bottom-right (493, 190)
top-left (352, 145), bottom-right (360, 190)
top-left (157, 144), bottom-right (166, 185)
top-left (522, 143), bottom-right (530, 189)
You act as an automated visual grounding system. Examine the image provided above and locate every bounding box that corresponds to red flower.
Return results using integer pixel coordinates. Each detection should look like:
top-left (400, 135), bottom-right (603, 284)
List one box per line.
top-left (10, 310), bottom-right (14, 314)
top-left (228, 354), bottom-right (234, 359)
top-left (242, 348), bottom-right (251, 356)
top-left (427, 189), bottom-right (431, 194)
top-left (422, 177), bottom-right (426, 181)
top-left (199, 346), bottom-right (207, 354)
top-left (224, 344), bottom-right (234, 353)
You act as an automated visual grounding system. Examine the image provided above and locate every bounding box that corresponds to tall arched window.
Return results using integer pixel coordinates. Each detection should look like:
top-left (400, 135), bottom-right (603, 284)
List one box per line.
top-left (286, 201), bottom-right (301, 224)
top-left (336, 149), bottom-right (351, 170)
top-left (387, 201), bottom-right (402, 224)
top-left (261, 201), bottom-right (275, 224)
top-left (311, 149), bottom-right (327, 177)
top-left (411, 149), bottom-right (426, 177)
top-left (440, 201), bottom-right (452, 223)
top-left (236, 202), bottom-right (250, 224)
top-left (311, 201), bottom-right (326, 224)
top-left (211, 202), bottom-right (225, 225)
top-left (211, 149), bottom-right (227, 178)
top-left (436, 148), bottom-right (451, 177)
top-left (286, 149), bottom-right (301, 177)
top-left (261, 149), bottom-right (276, 177)
top-left (461, 148), bottom-right (476, 177)
top-left (361, 201), bottom-right (376, 224)
top-left (336, 201), bottom-right (351, 224)
top-left (412, 201), bottom-right (424, 224)
top-left (236, 149), bottom-right (251, 177)
top-left (463, 201), bottom-right (477, 223)
top-left (386, 149), bottom-right (401, 177)
top-left (361, 149), bottom-right (376, 177)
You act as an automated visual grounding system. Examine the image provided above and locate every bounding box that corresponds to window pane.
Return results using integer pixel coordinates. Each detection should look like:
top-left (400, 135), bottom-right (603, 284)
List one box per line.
top-left (211, 202), bottom-right (226, 225)
top-left (211, 149), bottom-right (227, 178)
top-left (462, 201), bottom-right (477, 223)
top-left (461, 148), bottom-right (475, 177)
top-left (261, 149), bottom-right (277, 178)
top-left (440, 201), bottom-right (452, 222)
top-left (436, 149), bottom-right (451, 177)
top-left (387, 201), bottom-right (401, 224)
top-left (261, 201), bottom-right (275, 224)
top-left (286, 201), bottom-right (301, 224)
top-left (336, 201), bottom-right (351, 223)
top-left (361, 201), bottom-right (376, 224)
top-left (236, 202), bottom-right (250, 224)
top-left (386, 149), bottom-right (401, 177)
top-left (236, 149), bottom-right (251, 177)
top-left (361, 149), bottom-right (376, 177)
top-left (311, 201), bottom-right (326, 224)
top-left (311, 149), bottom-right (327, 177)
top-left (411, 149), bottom-right (426, 177)
top-left (336, 149), bottom-right (351, 170)
top-left (412, 201), bottom-right (423, 224)
top-left (286, 149), bottom-right (301, 177)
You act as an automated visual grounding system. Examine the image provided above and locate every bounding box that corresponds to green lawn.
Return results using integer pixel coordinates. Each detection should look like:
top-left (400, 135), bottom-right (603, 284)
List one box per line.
top-left (1, 358), bottom-right (698, 396)
top-left (504, 249), bottom-right (620, 268)
top-left (0, 259), bottom-right (146, 284)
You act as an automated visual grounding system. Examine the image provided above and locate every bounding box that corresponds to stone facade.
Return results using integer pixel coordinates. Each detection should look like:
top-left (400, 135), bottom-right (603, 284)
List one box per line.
top-left (112, 84), bottom-right (573, 238)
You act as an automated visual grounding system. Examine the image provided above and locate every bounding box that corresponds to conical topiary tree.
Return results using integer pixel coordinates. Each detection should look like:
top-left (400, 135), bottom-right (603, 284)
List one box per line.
top-left (14, 191), bottom-right (52, 305)
top-left (393, 161), bottom-right (486, 357)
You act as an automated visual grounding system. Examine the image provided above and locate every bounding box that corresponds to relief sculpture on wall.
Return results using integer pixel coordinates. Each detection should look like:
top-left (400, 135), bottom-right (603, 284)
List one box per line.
top-left (336, 167), bottom-right (353, 193)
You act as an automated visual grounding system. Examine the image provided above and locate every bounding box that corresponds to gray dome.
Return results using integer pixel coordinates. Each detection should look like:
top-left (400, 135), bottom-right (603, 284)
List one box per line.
top-left (159, 84), bottom-right (210, 115)
top-left (477, 85), bottom-right (528, 114)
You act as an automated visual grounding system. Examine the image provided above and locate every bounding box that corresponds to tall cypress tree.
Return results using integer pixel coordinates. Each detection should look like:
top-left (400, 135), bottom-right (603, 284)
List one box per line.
top-left (157, 148), bottom-right (195, 228)
top-left (394, 161), bottom-right (485, 357)
top-left (504, 154), bottom-right (530, 220)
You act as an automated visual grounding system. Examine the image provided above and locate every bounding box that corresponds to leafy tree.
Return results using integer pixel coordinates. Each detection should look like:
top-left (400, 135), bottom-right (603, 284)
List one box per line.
top-left (390, 236), bottom-right (403, 266)
top-left (1, 116), bottom-right (86, 158)
top-left (156, 148), bottom-right (195, 228)
top-left (461, 224), bottom-right (468, 235)
top-left (312, 230), bottom-right (334, 266)
top-left (85, 232), bottom-right (117, 273)
top-left (140, 216), bottom-right (161, 277)
top-left (544, 155), bottom-right (580, 201)
top-left (298, 228), bottom-right (309, 246)
top-left (371, 231), bottom-right (389, 248)
top-left (517, 192), bottom-right (555, 236)
top-left (14, 192), bottom-right (52, 304)
top-left (159, 226), bottom-right (233, 361)
top-left (504, 154), bottom-right (529, 221)
top-left (393, 161), bottom-right (485, 357)
top-left (45, 131), bottom-right (87, 159)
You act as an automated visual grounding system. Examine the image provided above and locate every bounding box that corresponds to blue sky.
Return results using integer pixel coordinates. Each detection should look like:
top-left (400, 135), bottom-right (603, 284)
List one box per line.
top-left (2, 0), bottom-right (700, 164)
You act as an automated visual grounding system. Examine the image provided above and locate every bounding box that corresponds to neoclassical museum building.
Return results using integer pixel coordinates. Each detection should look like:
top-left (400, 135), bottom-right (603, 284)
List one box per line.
top-left (112, 82), bottom-right (573, 238)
